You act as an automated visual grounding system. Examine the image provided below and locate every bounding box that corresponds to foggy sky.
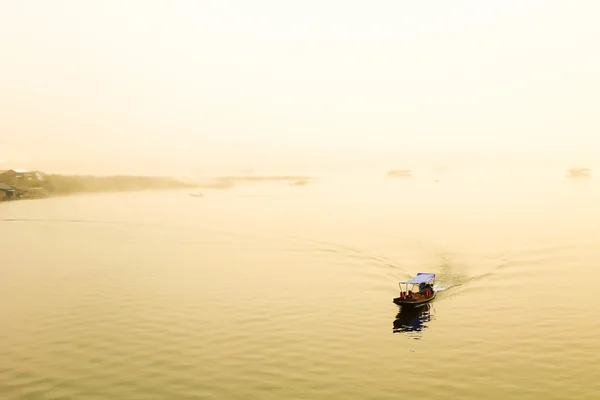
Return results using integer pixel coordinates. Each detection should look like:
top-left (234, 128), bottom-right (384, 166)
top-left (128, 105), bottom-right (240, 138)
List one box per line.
top-left (1, 0), bottom-right (599, 175)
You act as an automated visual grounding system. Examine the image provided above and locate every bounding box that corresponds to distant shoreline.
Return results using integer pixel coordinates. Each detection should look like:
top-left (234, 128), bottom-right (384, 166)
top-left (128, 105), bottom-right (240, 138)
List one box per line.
top-left (0, 172), bottom-right (313, 201)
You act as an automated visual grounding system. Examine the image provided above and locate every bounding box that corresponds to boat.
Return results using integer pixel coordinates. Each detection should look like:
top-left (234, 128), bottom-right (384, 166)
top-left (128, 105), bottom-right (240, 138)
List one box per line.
top-left (387, 169), bottom-right (412, 178)
top-left (566, 168), bottom-right (591, 178)
top-left (188, 193), bottom-right (205, 198)
top-left (393, 273), bottom-right (436, 307)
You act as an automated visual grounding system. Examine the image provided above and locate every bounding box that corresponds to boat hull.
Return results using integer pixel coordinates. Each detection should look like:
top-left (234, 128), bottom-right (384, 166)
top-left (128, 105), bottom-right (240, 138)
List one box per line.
top-left (393, 292), bottom-right (436, 307)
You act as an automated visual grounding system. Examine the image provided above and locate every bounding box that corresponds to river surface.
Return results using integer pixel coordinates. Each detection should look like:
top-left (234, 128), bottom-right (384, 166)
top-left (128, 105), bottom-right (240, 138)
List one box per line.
top-left (1, 168), bottom-right (600, 399)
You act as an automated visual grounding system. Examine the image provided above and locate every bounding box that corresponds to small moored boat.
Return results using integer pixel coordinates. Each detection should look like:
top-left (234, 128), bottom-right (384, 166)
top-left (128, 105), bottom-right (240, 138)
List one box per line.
top-left (393, 273), bottom-right (436, 307)
top-left (387, 169), bottom-right (412, 178)
top-left (566, 168), bottom-right (591, 178)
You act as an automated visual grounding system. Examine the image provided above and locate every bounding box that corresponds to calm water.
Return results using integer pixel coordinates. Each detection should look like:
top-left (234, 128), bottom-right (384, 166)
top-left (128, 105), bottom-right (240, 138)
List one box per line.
top-left (2, 168), bottom-right (600, 399)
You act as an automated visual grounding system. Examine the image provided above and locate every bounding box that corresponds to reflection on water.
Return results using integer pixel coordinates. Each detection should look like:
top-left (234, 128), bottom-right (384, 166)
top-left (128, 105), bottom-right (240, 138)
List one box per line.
top-left (393, 304), bottom-right (434, 336)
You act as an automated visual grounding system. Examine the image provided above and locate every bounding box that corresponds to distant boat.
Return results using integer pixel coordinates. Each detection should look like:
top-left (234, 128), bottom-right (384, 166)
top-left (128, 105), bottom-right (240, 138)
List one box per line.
top-left (189, 193), bottom-right (205, 197)
top-left (387, 169), bottom-right (412, 178)
top-left (291, 179), bottom-right (309, 186)
top-left (393, 273), bottom-right (436, 307)
top-left (566, 168), bottom-right (591, 178)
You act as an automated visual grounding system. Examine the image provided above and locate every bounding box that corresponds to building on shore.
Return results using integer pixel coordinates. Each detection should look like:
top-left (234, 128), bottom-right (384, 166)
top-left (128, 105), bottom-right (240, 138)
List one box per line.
top-left (0, 183), bottom-right (17, 200)
top-left (0, 169), bottom-right (47, 199)
top-left (0, 169), bottom-right (41, 185)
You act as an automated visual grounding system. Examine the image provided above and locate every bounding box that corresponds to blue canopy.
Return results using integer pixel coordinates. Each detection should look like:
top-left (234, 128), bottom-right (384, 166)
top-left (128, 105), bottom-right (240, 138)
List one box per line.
top-left (400, 273), bottom-right (435, 285)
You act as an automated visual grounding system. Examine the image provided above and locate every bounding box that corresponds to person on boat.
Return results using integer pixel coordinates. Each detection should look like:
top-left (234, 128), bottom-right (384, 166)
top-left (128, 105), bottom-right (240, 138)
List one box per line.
top-left (419, 282), bottom-right (433, 296)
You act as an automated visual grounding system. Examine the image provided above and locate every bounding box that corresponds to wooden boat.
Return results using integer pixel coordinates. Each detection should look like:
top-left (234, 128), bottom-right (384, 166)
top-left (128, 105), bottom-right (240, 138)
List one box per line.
top-left (393, 273), bottom-right (436, 307)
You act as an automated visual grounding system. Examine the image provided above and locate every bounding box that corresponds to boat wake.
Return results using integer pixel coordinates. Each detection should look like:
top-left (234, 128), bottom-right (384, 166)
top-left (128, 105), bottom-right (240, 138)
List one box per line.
top-left (433, 283), bottom-right (454, 292)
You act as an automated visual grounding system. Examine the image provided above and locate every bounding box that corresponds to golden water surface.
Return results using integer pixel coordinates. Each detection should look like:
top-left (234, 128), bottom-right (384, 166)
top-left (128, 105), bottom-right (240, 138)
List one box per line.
top-left (2, 168), bottom-right (600, 399)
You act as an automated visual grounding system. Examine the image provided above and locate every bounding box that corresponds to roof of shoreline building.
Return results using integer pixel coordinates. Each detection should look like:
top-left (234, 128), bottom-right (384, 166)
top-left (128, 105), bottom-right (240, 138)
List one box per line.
top-left (0, 169), bottom-right (31, 174)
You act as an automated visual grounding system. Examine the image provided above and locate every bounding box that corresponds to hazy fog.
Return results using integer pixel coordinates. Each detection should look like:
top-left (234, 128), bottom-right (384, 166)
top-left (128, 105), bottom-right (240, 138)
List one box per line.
top-left (1, 0), bottom-right (599, 175)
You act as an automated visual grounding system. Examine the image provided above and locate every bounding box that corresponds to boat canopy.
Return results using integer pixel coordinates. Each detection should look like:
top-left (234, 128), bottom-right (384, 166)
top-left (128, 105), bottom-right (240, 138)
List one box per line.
top-left (400, 273), bottom-right (435, 285)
